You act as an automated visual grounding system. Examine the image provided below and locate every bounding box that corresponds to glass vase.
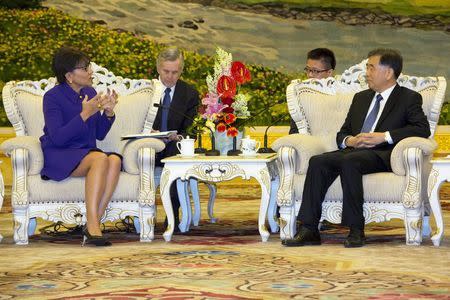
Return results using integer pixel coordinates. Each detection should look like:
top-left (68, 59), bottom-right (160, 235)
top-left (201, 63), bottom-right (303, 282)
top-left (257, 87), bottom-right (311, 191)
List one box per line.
top-left (214, 130), bottom-right (243, 155)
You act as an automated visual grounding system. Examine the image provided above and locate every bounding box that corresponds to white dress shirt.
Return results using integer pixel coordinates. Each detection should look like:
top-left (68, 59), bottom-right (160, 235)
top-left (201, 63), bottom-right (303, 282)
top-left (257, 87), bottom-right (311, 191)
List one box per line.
top-left (341, 84), bottom-right (396, 148)
top-left (159, 78), bottom-right (175, 104)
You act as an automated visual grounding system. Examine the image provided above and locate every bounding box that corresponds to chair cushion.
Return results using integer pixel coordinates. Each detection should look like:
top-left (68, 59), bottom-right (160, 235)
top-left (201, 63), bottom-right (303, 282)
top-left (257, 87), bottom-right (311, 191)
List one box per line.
top-left (96, 91), bottom-right (154, 153)
top-left (27, 172), bottom-right (140, 203)
top-left (293, 172), bottom-right (406, 203)
top-left (299, 92), bottom-right (353, 151)
top-left (420, 87), bottom-right (437, 120)
top-left (27, 168), bottom-right (164, 203)
top-left (15, 91), bottom-right (45, 137)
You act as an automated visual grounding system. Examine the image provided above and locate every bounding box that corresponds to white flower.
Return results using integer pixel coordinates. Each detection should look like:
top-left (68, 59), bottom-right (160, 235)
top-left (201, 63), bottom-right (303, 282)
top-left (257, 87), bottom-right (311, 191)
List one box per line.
top-left (232, 94), bottom-right (251, 118)
top-left (215, 47), bottom-right (232, 75)
top-left (207, 47), bottom-right (234, 94)
top-left (206, 74), bottom-right (216, 94)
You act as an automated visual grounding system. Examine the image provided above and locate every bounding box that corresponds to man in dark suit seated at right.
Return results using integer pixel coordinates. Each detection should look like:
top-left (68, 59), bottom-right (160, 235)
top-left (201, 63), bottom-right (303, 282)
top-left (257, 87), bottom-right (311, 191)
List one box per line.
top-left (283, 48), bottom-right (430, 248)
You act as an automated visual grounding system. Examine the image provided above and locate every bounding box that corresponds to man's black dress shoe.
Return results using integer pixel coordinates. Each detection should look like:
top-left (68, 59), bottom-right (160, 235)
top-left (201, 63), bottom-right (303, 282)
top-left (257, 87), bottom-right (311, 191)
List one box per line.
top-left (282, 226), bottom-right (321, 247)
top-left (344, 227), bottom-right (365, 248)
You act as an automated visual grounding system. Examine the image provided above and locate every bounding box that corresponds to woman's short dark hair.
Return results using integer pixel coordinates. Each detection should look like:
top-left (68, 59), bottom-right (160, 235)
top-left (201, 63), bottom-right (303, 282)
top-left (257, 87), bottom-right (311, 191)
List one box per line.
top-left (307, 48), bottom-right (336, 70)
top-left (367, 48), bottom-right (403, 79)
top-left (52, 47), bottom-right (90, 83)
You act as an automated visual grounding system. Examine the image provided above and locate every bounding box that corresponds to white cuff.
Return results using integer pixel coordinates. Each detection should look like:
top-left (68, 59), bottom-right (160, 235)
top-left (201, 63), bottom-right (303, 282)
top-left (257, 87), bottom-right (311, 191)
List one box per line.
top-left (385, 131), bottom-right (393, 144)
top-left (341, 136), bottom-right (351, 149)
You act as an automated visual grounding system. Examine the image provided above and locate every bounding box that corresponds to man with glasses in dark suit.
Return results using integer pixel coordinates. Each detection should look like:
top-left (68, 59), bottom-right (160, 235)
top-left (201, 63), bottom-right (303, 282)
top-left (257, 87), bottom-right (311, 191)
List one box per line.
top-left (288, 48), bottom-right (336, 231)
top-left (289, 48), bottom-right (336, 134)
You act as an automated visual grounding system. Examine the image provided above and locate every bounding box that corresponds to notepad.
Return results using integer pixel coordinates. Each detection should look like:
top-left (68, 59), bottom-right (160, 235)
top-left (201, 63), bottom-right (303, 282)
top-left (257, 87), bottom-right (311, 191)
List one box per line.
top-left (121, 131), bottom-right (177, 140)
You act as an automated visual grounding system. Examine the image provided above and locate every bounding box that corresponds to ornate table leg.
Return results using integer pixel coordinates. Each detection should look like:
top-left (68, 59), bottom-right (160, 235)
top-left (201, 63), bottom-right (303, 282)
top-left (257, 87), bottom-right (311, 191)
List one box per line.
top-left (255, 166), bottom-right (271, 242)
top-left (28, 218), bottom-right (37, 236)
top-left (189, 178), bottom-right (201, 226)
top-left (267, 176), bottom-right (280, 233)
top-left (422, 216), bottom-right (431, 238)
top-left (207, 183), bottom-right (218, 223)
top-left (177, 179), bottom-right (191, 233)
top-left (161, 168), bottom-right (177, 242)
top-left (427, 167), bottom-right (446, 247)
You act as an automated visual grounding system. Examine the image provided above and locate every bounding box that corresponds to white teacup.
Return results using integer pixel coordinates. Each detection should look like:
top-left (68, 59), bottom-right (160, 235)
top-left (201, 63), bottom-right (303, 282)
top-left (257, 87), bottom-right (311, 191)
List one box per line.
top-left (176, 136), bottom-right (195, 156)
top-left (240, 135), bottom-right (260, 156)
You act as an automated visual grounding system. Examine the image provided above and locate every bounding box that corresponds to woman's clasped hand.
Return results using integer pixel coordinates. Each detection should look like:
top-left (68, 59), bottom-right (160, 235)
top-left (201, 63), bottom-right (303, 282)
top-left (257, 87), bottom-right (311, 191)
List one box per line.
top-left (81, 88), bottom-right (118, 121)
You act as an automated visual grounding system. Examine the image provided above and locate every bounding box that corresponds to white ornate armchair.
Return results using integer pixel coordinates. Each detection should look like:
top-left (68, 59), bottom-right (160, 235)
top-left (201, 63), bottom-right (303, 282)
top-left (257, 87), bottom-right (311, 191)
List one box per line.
top-left (0, 63), bottom-right (166, 244)
top-left (273, 60), bottom-right (447, 245)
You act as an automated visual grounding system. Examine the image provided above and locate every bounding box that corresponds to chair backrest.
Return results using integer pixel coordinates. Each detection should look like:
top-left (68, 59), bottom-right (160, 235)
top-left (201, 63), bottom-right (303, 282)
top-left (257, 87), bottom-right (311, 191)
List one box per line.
top-left (287, 59), bottom-right (447, 151)
top-left (2, 63), bottom-right (163, 153)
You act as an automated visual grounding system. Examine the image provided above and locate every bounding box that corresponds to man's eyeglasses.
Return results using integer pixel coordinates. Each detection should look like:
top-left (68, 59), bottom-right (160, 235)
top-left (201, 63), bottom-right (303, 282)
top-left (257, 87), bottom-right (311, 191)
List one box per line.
top-left (303, 67), bottom-right (331, 76)
top-left (74, 63), bottom-right (92, 72)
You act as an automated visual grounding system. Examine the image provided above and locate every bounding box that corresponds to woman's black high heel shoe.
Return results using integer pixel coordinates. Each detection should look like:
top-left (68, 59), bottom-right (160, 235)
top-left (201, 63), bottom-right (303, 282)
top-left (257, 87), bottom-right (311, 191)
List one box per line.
top-left (82, 226), bottom-right (112, 247)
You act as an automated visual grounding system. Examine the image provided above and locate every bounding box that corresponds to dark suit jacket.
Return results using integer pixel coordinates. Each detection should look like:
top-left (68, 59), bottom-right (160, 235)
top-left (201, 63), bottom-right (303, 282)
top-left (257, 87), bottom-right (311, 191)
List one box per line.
top-left (336, 85), bottom-right (430, 168)
top-left (289, 116), bottom-right (299, 134)
top-left (153, 79), bottom-right (199, 158)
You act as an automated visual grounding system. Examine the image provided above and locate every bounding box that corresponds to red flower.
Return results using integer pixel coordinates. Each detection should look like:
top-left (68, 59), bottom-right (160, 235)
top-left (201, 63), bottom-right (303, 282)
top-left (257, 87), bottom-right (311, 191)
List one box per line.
top-left (231, 61), bottom-right (251, 84)
top-left (217, 75), bottom-right (236, 98)
top-left (217, 122), bottom-right (227, 133)
top-left (221, 97), bottom-right (234, 106)
top-left (221, 97), bottom-right (234, 113)
top-left (222, 107), bottom-right (234, 113)
top-left (224, 113), bottom-right (236, 125)
top-left (227, 127), bottom-right (238, 137)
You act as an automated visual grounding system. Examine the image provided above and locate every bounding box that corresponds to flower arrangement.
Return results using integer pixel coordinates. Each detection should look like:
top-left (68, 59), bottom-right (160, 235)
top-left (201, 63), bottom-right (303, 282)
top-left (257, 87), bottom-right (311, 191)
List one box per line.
top-left (193, 47), bottom-right (252, 137)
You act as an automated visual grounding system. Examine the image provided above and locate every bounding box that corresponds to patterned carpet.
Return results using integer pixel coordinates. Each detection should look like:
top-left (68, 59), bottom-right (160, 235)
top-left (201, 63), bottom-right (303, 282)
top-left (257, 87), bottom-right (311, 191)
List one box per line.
top-left (0, 180), bottom-right (449, 299)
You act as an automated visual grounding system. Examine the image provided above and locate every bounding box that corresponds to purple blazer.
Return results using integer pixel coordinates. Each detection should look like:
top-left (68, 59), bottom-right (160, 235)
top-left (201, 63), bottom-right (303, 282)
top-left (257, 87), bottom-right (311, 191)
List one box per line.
top-left (40, 82), bottom-right (115, 181)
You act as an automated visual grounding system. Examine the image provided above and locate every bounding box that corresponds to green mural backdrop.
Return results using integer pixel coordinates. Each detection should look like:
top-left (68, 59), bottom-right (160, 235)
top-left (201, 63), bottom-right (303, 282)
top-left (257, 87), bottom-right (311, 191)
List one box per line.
top-left (0, 0), bottom-right (449, 126)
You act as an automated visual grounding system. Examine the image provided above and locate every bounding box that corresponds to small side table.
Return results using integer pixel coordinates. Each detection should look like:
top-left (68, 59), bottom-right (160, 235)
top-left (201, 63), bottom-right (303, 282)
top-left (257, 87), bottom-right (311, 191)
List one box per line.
top-left (161, 153), bottom-right (279, 242)
top-left (427, 156), bottom-right (449, 247)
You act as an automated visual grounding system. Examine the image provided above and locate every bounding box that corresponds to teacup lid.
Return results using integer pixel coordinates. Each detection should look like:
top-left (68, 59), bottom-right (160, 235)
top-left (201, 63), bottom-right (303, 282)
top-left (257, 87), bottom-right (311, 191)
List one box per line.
top-left (182, 135), bottom-right (194, 141)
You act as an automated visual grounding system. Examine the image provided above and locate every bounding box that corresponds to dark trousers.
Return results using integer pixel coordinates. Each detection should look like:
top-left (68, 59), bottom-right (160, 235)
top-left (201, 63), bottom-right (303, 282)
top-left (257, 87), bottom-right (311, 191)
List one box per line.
top-left (156, 141), bottom-right (180, 223)
top-left (298, 148), bottom-right (389, 230)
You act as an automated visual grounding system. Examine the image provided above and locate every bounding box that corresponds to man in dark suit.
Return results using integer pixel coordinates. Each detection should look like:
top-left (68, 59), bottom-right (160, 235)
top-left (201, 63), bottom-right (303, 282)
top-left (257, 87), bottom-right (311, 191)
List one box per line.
top-left (290, 48), bottom-right (336, 134)
top-left (152, 47), bottom-right (199, 230)
top-left (283, 48), bottom-right (430, 248)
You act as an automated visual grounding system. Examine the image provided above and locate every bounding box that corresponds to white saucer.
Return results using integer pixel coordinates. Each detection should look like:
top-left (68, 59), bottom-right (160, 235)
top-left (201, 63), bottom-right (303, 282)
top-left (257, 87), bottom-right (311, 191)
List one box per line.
top-left (239, 153), bottom-right (258, 157)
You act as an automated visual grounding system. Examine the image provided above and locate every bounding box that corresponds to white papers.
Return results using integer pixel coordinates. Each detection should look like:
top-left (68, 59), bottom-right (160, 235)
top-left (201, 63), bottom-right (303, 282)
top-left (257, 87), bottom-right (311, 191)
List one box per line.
top-left (121, 131), bottom-right (177, 140)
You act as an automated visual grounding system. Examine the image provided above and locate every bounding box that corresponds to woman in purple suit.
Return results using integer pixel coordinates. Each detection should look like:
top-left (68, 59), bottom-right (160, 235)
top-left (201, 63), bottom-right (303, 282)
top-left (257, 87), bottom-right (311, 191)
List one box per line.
top-left (40, 47), bottom-right (120, 246)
